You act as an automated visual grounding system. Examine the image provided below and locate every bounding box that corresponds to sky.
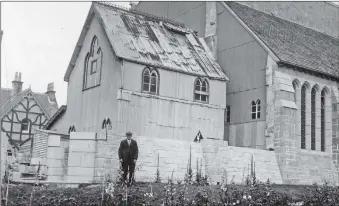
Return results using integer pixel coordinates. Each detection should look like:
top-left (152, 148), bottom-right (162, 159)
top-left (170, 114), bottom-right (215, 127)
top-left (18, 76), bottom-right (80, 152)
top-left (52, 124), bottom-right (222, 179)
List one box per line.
top-left (1, 1), bottom-right (130, 105)
top-left (1, 1), bottom-right (339, 106)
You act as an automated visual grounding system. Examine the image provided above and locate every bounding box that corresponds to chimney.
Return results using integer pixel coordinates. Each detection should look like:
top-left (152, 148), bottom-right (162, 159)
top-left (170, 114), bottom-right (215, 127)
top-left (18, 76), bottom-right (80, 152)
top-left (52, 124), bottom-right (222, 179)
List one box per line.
top-left (11, 72), bottom-right (23, 96)
top-left (45, 82), bottom-right (56, 103)
top-left (204, 2), bottom-right (217, 58)
top-left (129, 2), bottom-right (138, 10)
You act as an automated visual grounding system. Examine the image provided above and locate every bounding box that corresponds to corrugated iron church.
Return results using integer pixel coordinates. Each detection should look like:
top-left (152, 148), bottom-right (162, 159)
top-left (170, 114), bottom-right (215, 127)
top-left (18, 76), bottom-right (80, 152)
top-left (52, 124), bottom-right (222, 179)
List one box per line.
top-left (47, 2), bottom-right (228, 142)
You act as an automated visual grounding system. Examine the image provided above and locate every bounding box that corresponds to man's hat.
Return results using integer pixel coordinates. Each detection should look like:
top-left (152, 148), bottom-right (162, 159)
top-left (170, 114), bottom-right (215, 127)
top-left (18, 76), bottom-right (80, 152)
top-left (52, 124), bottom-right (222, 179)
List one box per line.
top-left (126, 131), bottom-right (133, 136)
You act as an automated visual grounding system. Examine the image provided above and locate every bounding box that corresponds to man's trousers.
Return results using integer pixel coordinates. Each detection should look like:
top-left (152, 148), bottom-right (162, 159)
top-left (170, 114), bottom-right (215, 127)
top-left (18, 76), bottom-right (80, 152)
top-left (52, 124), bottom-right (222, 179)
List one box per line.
top-left (122, 162), bottom-right (135, 183)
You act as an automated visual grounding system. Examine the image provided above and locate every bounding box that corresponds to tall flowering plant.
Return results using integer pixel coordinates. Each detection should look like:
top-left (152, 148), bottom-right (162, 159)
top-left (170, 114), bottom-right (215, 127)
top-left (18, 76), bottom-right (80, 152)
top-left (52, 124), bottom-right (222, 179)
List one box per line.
top-left (163, 170), bottom-right (176, 205)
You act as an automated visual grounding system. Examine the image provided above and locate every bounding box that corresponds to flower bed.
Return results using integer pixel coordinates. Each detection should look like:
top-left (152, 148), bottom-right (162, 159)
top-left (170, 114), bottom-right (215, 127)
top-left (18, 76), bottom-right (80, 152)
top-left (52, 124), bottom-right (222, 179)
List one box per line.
top-left (3, 181), bottom-right (337, 205)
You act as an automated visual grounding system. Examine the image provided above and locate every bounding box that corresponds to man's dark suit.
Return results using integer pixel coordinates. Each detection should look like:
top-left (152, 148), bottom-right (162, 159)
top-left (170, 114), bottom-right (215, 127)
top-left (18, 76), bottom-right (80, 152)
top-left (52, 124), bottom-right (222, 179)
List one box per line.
top-left (118, 139), bottom-right (138, 183)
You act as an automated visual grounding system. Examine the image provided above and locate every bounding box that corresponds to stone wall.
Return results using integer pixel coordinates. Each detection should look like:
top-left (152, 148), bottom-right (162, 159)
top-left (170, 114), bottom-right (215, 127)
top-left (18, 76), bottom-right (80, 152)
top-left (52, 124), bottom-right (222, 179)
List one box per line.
top-left (272, 70), bottom-right (338, 186)
top-left (92, 131), bottom-right (282, 184)
top-left (67, 132), bottom-right (96, 183)
top-left (331, 87), bottom-right (339, 183)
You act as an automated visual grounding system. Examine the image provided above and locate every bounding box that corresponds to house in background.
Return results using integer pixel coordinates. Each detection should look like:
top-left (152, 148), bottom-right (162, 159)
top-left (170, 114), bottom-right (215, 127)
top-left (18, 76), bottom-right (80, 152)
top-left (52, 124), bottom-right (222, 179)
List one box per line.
top-left (47, 2), bottom-right (228, 142)
top-left (0, 72), bottom-right (59, 151)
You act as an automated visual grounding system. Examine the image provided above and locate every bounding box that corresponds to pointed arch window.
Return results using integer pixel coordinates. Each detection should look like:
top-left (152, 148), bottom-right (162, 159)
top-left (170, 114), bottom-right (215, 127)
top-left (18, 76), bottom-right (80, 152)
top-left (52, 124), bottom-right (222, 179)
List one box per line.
top-left (68, 125), bottom-right (76, 134)
top-left (311, 86), bottom-right (317, 150)
top-left (292, 79), bottom-right (299, 103)
top-left (321, 89), bottom-right (326, 152)
top-left (301, 84), bottom-right (307, 149)
top-left (194, 78), bottom-right (209, 103)
top-left (142, 67), bottom-right (159, 94)
top-left (83, 36), bottom-right (103, 90)
top-left (21, 118), bottom-right (30, 133)
top-left (226, 105), bottom-right (230, 123)
top-left (251, 99), bottom-right (261, 120)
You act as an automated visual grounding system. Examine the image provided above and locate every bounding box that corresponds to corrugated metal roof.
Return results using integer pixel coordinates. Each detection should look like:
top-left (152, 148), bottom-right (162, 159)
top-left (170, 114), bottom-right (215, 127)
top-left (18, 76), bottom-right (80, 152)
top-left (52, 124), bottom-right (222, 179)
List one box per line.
top-left (91, 3), bottom-right (228, 81)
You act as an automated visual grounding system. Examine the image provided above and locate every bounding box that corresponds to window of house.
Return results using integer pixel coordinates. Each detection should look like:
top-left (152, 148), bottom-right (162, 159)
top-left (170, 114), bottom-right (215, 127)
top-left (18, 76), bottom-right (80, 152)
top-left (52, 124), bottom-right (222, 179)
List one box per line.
top-left (226, 105), bottom-right (230, 123)
top-left (194, 78), bottom-right (209, 103)
top-left (321, 89), bottom-right (326, 152)
top-left (301, 84), bottom-right (307, 149)
top-left (83, 36), bottom-right (102, 90)
top-left (21, 118), bottom-right (30, 133)
top-left (142, 67), bottom-right (159, 94)
top-left (311, 86), bottom-right (317, 150)
top-left (250, 99), bottom-right (261, 120)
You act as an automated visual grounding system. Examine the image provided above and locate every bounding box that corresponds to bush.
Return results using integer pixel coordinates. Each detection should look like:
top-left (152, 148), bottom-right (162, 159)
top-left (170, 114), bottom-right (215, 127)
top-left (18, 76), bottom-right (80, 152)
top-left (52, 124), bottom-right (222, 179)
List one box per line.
top-left (301, 181), bottom-right (339, 206)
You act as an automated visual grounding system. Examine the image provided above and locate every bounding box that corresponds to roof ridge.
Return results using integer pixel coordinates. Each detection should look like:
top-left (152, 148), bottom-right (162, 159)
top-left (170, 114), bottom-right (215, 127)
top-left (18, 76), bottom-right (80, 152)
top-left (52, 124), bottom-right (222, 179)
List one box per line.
top-left (0, 88), bottom-right (31, 110)
top-left (229, 2), bottom-right (339, 41)
top-left (95, 1), bottom-right (185, 28)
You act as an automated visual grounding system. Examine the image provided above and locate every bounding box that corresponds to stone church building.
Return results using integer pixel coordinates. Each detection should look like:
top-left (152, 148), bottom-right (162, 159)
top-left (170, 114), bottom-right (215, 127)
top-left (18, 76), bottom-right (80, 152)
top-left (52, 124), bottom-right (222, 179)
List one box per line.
top-left (136, 1), bottom-right (339, 183)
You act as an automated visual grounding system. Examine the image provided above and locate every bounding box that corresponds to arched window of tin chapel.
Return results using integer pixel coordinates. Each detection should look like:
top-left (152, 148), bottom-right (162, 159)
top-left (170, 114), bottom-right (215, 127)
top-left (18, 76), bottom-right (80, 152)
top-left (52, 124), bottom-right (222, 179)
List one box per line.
top-left (142, 67), bottom-right (159, 94)
top-left (83, 36), bottom-right (103, 90)
top-left (194, 78), bottom-right (209, 103)
top-left (251, 99), bottom-right (261, 120)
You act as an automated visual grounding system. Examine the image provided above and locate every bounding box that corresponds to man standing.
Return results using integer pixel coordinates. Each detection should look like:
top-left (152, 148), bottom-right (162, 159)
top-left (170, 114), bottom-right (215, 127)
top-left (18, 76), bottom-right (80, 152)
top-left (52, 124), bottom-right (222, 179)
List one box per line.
top-left (118, 131), bottom-right (138, 185)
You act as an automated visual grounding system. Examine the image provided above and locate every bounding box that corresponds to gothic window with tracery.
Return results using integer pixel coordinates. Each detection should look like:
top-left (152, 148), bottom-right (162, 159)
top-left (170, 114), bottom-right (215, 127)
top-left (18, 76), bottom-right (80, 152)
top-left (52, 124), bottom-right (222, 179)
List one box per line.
top-left (301, 84), bottom-right (307, 149)
top-left (142, 67), bottom-right (159, 94)
top-left (21, 118), bottom-right (30, 133)
top-left (321, 89), bottom-right (326, 152)
top-left (251, 99), bottom-right (261, 120)
top-left (311, 86), bottom-right (317, 150)
top-left (194, 78), bottom-right (209, 103)
top-left (83, 36), bottom-right (102, 90)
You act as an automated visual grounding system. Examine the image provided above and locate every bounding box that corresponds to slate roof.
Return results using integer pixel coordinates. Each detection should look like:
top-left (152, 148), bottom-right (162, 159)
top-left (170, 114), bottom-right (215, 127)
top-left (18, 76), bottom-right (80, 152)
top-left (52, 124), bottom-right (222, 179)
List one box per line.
top-left (0, 88), bottom-right (58, 118)
top-left (226, 2), bottom-right (339, 79)
top-left (44, 105), bottom-right (67, 130)
top-left (64, 2), bottom-right (228, 81)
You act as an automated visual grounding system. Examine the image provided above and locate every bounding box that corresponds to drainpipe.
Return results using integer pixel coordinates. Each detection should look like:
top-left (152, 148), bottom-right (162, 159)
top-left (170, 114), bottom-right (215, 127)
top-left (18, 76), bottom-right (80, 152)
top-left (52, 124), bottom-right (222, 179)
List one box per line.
top-left (204, 2), bottom-right (217, 59)
top-left (120, 59), bottom-right (124, 90)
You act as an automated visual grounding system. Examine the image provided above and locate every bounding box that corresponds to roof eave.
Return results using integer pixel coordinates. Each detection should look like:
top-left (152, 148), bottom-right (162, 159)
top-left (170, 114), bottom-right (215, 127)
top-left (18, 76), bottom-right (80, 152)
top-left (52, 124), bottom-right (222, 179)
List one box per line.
top-left (221, 2), bottom-right (280, 63)
top-left (64, 4), bottom-right (96, 82)
top-left (277, 60), bottom-right (339, 81)
top-left (44, 105), bottom-right (67, 130)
